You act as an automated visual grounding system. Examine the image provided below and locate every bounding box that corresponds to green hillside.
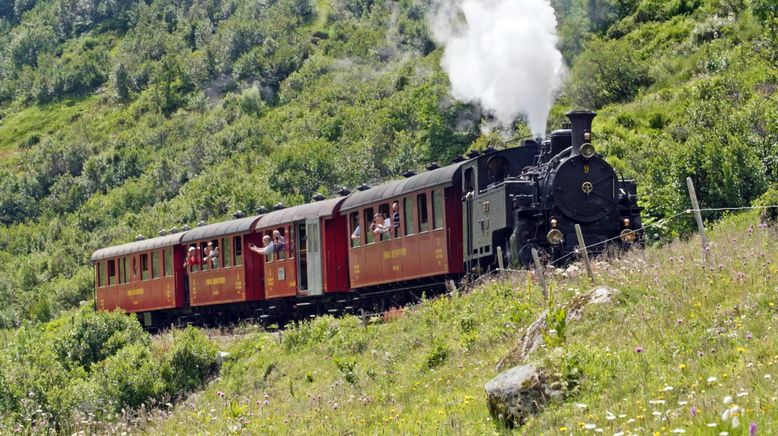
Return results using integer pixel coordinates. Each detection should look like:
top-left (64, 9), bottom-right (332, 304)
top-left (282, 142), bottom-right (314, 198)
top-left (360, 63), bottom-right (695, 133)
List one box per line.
top-left (0, 0), bottom-right (776, 431)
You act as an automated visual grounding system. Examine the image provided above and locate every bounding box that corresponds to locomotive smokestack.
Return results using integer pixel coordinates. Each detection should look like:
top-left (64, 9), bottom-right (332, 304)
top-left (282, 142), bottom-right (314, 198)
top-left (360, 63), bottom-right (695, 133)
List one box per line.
top-left (566, 110), bottom-right (596, 157)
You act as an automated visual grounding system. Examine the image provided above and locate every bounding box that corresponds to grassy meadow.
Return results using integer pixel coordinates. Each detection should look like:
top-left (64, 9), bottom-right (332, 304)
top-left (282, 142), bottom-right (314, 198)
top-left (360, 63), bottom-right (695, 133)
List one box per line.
top-left (119, 212), bottom-right (778, 435)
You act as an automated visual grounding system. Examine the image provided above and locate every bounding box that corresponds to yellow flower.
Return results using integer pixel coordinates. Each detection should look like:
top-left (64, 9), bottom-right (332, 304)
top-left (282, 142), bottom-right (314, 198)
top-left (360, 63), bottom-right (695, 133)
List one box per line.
top-left (679, 364), bottom-right (687, 370)
top-left (737, 347), bottom-right (747, 353)
top-left (559, 427), bottom-right (568, 432)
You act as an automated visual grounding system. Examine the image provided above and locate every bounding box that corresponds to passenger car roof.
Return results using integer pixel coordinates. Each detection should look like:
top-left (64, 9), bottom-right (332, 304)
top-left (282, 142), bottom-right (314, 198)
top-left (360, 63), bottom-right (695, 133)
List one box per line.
top-left (340, 161), bottom-right (466, 211)
top-left (90, 232), bottom-right (187, 262)
top-left (180, 215), bottom-right (263, 243)
top-left (255, 197), bottom-right (346, 230)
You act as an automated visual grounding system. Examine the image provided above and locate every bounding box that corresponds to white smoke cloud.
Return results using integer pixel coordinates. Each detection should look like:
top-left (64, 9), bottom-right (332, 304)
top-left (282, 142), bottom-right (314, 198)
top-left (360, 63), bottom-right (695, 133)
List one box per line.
top-left (430, 0), bottom-right (565, 136)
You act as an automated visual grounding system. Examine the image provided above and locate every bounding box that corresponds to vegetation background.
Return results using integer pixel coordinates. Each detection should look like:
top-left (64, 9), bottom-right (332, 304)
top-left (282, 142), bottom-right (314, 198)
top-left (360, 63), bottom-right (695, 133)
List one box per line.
top-left (0, 0), bottom-right (775, 432)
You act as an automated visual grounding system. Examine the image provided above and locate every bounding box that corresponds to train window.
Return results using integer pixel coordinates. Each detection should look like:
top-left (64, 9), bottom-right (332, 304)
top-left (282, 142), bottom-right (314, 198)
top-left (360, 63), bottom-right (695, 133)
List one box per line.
top-left (350, 212), bottom-right (361, 248)
top-left (131, 256), bottom-right (137, 281)
top-left (200, 242), bottom-right (209, 271)
top-left (108, 260), bottom-right (116, 285)
top-left (164, 248), bottom-right (173, 277)
top-left (364, 207), bottom-right (375, 244)
top-left (487, 156), bottom-right (510, 183)
top-left (223, 238), bottom-right (232, 267)
top-left (417, 193), bottom-right (429, 233)
top-left (96, 262), bottom-right (103, 287)
top-left (432, 190), bottom-right (444, 230)
top-left (122, 257), bottom-right (129, 284)
top-left (140, 253), bottom-right (150, 281)
top-left (207, 239), bottom-right (220, 269)
top-left (152, 251), bottom-right (160, 279)
top-left (403, 198), bottom-right (414, 236)
top-left (278, 228), bottom-right (288, 260)
top-left (234, 235), bottom-right (243, 266)
top-left (391, 200), bottom-right (400, 238)
top-left (378, 203), bottom-right (391, 241)
top-left (264, 231), bottom-right (275, 262)
top-left (464, 167), bottom-right (474, 194)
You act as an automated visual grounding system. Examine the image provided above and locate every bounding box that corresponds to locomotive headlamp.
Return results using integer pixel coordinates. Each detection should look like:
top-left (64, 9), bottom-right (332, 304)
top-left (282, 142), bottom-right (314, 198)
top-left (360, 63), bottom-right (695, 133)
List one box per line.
top-left (620, 228), bottom-right (636, 243)
top-left (580, 142), bottom-right (596, 159)
top-left (550, 217), bottom-right (558, 228)
top-left (547, 229), bottom-right (563, 245)
top-left (583, 131), bottom-right (591, 141)
top-left (623, 217), bottom-right (631, 227)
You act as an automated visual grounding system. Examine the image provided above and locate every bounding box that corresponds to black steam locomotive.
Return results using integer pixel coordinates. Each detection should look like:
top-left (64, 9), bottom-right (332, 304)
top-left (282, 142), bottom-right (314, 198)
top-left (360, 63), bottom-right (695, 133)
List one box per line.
top-left (461, 110), bottom-right (642, 270)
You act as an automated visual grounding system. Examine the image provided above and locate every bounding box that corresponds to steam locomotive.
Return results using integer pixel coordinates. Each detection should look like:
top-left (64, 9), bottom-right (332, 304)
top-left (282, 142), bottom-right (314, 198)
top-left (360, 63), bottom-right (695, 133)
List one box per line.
top-left (90, 110), bottom-right (642, 328)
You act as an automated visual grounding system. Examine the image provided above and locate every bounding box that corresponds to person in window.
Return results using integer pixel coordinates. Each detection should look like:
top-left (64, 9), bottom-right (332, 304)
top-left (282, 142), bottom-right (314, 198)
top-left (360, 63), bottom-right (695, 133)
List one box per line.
top-left (392, 201), bottom-right (400, 236)
top-left (371, 213), bottom-right (388, 235)
top-left (184, 246), bottom-right (202, 269)
top-left (204, 241), bottom-right (219, 268)
top-left (249, 236), bottom-right (276, 257)
top-left (272, 230), bottom-right (286, 251)
top-left (351, 225), bottom-right (361, 240)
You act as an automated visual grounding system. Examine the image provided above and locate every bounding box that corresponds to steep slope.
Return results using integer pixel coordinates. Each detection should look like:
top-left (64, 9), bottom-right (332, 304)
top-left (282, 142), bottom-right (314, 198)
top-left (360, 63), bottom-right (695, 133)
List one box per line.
top-left (133, 213), bottom-right (777, 434)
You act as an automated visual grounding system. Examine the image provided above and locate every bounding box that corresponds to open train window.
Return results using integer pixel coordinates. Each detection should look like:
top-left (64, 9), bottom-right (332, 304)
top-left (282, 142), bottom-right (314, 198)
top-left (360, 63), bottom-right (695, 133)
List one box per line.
top-left (140, 253), bottom-right (150, 280)
top-left (464, 167), bottom-right (474, 194)
top-left (234, 236), bottom-right (243, 266)
top-left (122, 257), bottom-right (129, 284)
top-left (164, 248), bottom-right (173, 277)
top-left (200, 242), bottom-right (210, 271)
top-left (131, 256), bottom-right (137, 281)
top-left (417, 193), bottom-right (428, 233)
top-left (487, 156), bottom-right (510, 184)
top-left (107, 260), bottom-right (116, 285)
top-left (276, 228), bottom-right (287, 260)
top-left (223, 237), bottom-right (232, 267)
top-left (97, 262), bottom-right (105, 287)
top-left (432, 190), bottom-right (444, 230)
top-left (364, 207), bottom-right (375, 244)
top-left (378, 203), bottom-right (391, 241)
top-left (350, 212), bottom-right (361, 248)
top-left (403, 198), bottom-right (414, 236)
top-left (152, 251), bottom-right (160, 279)
top-left (207, 239), bottom-right (220, 269)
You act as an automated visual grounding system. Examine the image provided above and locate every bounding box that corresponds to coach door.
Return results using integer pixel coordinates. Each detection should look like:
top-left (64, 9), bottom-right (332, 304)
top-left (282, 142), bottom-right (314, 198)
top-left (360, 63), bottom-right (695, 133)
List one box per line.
top-left (305, 217), bottom-right (323, 295)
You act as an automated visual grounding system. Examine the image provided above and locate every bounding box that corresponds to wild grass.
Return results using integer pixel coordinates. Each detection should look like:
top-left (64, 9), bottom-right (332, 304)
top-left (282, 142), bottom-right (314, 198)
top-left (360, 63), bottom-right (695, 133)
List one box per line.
top-left (133, 212), bottom-right (777, 434)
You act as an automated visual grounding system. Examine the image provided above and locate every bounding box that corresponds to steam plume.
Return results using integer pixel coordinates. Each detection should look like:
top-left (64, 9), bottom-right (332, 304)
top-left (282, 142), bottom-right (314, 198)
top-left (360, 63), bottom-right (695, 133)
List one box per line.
top-left (430, 0), bottom-right (565, 136)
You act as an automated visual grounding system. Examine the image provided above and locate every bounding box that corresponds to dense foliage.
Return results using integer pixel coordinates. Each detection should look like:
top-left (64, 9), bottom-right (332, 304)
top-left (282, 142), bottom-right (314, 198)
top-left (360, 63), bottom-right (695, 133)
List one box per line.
top-left (0, 309), bottom-right (217, 432)
top-left (0, 0), bottom-right (773, 406)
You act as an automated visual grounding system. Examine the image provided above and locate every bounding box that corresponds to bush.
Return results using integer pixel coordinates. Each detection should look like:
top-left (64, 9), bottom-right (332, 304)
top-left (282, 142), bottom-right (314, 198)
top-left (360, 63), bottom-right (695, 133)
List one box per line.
top-left (94, 344), bottom-right (166, 411)
top-left (164, 326), bottom-right (218, 394)
top-left (754, 184), bottom-right (778, 222)
top-left (54, 308), bottom-right (149, 371)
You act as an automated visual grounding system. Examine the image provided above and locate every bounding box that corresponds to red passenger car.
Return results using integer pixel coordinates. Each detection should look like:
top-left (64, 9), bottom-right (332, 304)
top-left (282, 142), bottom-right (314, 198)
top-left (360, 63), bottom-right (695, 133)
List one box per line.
top-left (251, 197), bottom-right (349, 299)
top-left (180, 215), bottom-right (264, 307)
top-left (91, 232), bottom-right (187, 322)
top-left (340, 164), bottom-right (465, 289)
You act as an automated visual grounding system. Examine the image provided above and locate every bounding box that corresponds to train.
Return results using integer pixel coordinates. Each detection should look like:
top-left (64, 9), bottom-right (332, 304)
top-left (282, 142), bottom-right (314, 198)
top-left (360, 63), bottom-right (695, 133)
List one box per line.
top-left (90, 110), bottom-right (642, 328)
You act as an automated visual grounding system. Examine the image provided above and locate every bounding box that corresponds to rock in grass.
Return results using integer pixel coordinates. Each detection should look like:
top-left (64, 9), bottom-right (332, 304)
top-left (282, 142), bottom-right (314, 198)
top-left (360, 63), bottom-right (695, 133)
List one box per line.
top-left (485, 365), bottom-right (548, 427)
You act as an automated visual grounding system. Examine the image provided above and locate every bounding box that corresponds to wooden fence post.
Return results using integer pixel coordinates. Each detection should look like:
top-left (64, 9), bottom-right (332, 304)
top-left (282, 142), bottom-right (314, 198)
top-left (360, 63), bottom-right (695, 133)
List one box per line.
top-left (531, 248), bottom-right (548, 301)
top-left (686, 177), bottom-right (709, 264)
top-left (496, 246), bottom-right (505, 271)
top-left (574, 224), bottom-right (594, 283)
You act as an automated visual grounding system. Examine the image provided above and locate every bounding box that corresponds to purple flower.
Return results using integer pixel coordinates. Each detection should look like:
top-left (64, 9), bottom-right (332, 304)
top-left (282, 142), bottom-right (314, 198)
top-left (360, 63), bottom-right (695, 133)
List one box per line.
top-left (690, 406), bottom-right (697, 417)
top-left (750, 422), bottom-right (757, 435)
top-left (676, 319), bottom-right (684, 325)
top-left (217, 391), bottom-right (225, 398)
top-left (746, 332), bottom-right (753, 340)
top-left (635, 346), bottom-right (644, 353)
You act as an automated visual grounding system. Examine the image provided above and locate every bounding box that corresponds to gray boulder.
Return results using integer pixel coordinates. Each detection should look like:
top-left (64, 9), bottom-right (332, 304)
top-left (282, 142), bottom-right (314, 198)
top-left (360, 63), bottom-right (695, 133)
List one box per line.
top-left (485, 365), bottom-right (549, 427)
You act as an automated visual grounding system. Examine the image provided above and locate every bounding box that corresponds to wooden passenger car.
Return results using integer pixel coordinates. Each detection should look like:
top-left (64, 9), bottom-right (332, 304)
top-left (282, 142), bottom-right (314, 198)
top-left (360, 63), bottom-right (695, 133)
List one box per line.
top-left (340, 164), bottom-right (465, 289)
top-left (91, 232), bottom-right (187, 315)
top-left (180, 215), bottom-right (264, 307)
top-left (252, 197), bottom-right (349, 299)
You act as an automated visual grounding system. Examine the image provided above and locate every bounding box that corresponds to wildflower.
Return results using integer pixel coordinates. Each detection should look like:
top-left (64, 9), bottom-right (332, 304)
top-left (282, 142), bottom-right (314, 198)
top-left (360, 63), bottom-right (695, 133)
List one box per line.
top-left (559, 427), bottom-right (568, 432)
top-left (723, 396), bottom-right (733, 404)
top-left (764, 374), bottom-right (772, 379)
top-left (217, 391), bottom-right (225, 398)
top-left (707, 376), bottom-right (718, 384)
top-left (707, 422), bottom-right (717, 427)
top-left (583, 423), bottom-right (596, 430)
top-left (635, 346), bottom-right (644, 353)
top-left (672, 429), bottom-right (686, 433)
top-left (679, 364), bottom-right (687, 370)
top-left (732, 416), bottom-right (741, 428)
top-left (263, 399), bottom-right (270, 405)
top-left (698, 351), bottom-right (705, 357)
top-left (737, 391), bottom-right (748, 397)
top-left (746, 332), bottom-right (753, 339)
top-left (663, 386), bottom-right (674, 391)
top-left (749, 422), bottom-right (757, 435)
top-left (690, 406), bottom-right (698, 417)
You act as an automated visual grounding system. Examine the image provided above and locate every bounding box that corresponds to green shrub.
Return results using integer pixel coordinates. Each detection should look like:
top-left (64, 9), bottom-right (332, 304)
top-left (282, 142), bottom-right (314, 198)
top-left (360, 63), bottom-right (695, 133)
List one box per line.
top-left (754, 184), bottom-right (778, 222)
top-left (54, 308), bottom-right (149, 371)
top-left (164, 326), bottom-right (218, 394)
top-left (424, 341), bottom-right (449, 370)
top-left (94, 344), bottom-right (166, 411)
